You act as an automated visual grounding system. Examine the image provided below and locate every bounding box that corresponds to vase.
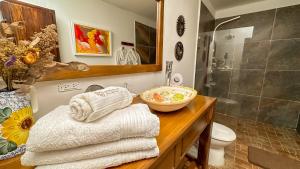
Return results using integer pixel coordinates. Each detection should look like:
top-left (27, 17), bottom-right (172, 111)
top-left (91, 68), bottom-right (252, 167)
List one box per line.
top-left (0, 90), bottom-right (35, 160)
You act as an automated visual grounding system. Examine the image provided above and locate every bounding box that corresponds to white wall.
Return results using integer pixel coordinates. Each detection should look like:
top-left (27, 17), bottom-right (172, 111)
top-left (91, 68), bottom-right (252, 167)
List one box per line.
top-left (12, 0), bottom-right (200, 118)
top-left (215, 0), bottom-right (300, 18)
top-left (19, 0), bottom-right (155, 65)
top-left (162, 0), bottom-right (200, 87)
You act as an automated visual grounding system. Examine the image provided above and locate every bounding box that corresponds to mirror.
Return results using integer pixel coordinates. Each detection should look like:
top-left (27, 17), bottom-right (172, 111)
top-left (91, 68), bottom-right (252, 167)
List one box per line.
top-left (0, 0), bottom-right (164, 80)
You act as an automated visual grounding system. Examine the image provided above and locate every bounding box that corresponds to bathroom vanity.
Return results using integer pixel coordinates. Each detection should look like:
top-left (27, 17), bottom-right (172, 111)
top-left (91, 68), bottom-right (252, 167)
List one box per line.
top-left (115, 95), bottom-right (216, 169)
top-left (0, 95), bottom-right (215, 169)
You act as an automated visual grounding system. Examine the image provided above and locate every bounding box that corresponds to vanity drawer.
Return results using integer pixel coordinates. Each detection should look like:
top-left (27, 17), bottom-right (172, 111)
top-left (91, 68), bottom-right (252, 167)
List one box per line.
top-left (182, 113), bottom-right (209, 153)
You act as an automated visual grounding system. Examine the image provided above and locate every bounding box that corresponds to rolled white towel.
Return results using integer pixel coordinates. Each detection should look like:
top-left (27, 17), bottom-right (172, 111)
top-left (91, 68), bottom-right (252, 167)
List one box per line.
top-left (69, 86), bottom-right (133, 122)
top-left (35, 147), bottom-right (159, 169)
top-left (26, 104), bottom-right (160, 152)
top-left (21, 137), bottom-right (157, 166)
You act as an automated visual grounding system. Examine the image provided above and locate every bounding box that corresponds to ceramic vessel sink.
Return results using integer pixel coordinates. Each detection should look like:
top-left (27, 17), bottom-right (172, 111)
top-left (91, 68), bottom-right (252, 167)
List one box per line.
top-left (140, 86), bottom-right (197, 112)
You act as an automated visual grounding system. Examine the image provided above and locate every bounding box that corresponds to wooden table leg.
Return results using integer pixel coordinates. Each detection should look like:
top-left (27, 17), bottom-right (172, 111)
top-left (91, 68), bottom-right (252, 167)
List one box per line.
top-left (196, 107), bottom-right (214, 169)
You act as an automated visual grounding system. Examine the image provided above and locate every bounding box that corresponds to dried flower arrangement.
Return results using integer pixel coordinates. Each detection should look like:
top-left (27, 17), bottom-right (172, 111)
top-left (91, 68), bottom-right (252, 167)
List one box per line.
top-left (0, 21), bottom-right (89, 92)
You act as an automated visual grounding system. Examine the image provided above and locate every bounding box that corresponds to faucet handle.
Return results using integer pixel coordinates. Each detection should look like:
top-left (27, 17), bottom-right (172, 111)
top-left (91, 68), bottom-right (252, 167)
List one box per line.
top-left (166, 61), bottom-right (173, 71)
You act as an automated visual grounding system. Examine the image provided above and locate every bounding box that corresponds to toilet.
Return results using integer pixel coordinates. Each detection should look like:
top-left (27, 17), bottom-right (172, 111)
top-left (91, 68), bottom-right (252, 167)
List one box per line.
top-left (209, 122), bottom-right (236, 167)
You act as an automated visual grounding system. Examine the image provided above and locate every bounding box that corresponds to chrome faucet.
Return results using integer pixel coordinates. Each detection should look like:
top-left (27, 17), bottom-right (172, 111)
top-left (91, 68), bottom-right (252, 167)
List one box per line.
top-left (165, 61), bottom-right (173, 86)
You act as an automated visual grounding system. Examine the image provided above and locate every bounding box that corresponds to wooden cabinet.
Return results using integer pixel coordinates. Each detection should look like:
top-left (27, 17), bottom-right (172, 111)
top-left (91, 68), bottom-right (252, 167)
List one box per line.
top-left (0, 95), bottom-right (216, 169)
top-left (0, 0), bottom-right (60, 61)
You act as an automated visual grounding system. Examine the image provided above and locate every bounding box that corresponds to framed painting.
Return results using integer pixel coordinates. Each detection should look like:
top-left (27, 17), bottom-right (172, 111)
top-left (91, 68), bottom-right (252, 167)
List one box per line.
top-left (72, 22), bottom-right (112, 56)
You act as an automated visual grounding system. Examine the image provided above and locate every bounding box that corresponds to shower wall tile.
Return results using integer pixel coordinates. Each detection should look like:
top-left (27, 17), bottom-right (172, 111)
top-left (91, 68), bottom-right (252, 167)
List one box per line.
top-left (262, 71), bottom-right (300, 101)
top-left (215, 101), bottom-right (228, 114)
top-left (227, 93), bottom-right (260, 120)
top-left (215, 9), bottom-right (276, 42)
top-left (233, 41), bottom-right (270, 69)
top-left (210, 70), bottom-right (231, 98)
top-left (195, 70), bottom-right (205, 93)
top-left (196, 3), bottom-right (300, 129)
top-left (215, 42), bottom-right (235, 69)
top-left (198, 2), bottom-right (215, 33)
top-left (230, 69), bottom-right (264, 96)
top-left (196, 33), bottom-right (211, 71)
top-left (272, 4), bottom-right (300, 40)
top-left (267, 39), bottom-right (300, 70)
top-left (258, 98), bottom-right (300, 128)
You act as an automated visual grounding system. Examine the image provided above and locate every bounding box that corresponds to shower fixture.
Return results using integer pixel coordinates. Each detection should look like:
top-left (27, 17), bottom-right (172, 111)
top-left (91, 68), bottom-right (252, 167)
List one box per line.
top-left (206, 16), bottom-right (240, 88)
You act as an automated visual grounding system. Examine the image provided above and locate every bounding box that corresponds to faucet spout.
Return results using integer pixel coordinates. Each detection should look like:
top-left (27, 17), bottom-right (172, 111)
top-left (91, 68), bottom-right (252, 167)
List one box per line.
top-left (165, 61), bottom-right (173, 86)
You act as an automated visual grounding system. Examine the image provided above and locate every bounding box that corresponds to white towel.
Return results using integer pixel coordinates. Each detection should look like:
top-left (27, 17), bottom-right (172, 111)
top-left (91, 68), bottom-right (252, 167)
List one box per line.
top-left (35, 147), bottom-right (159, 169)
top-left (69, 86), bottom-right (133, 122)
top-left (21, 137), bottom-right (157, 166)
top-left (26, 104), bottom-right (160, 152)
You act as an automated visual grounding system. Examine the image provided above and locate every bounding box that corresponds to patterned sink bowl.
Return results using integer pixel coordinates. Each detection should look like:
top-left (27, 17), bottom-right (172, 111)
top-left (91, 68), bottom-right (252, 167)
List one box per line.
top-left (140, 86), bottom-right (197, 112)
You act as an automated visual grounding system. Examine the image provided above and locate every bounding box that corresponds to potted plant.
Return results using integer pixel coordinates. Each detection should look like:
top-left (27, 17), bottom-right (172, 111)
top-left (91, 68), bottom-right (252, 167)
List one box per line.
top-left (0, 22), bottom-right (88, 160)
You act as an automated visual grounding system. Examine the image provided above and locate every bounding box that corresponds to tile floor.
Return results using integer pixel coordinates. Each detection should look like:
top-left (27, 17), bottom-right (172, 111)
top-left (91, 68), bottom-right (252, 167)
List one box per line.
top-left (208, 113), bottom-right (300, 169)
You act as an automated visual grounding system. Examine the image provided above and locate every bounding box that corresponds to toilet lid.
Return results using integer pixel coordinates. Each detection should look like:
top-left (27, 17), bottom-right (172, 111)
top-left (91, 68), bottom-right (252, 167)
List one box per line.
top-left (212, 122), bottom-right (236, 142)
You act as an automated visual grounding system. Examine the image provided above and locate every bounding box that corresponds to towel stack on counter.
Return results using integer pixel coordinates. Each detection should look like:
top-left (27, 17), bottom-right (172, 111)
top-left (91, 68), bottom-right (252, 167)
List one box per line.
top-left (21, 87), bottom-right (160, 169)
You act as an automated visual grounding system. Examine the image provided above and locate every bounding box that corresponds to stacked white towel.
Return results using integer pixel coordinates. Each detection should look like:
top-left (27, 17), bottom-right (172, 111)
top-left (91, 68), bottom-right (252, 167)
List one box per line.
top-left (69, 86), bottom-right (133, 122)
top-left (22, 103), bottom-right (160, 169)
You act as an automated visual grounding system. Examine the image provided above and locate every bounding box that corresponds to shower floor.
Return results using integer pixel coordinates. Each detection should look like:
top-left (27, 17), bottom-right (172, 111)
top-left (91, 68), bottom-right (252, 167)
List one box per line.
top-left (208, 113), bottom-right (300, 169)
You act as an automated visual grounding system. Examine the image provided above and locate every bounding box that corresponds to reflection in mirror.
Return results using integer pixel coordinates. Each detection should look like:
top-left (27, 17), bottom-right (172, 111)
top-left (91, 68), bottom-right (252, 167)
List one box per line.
top-left (0, 0), bottom-right (158, 66)
top-left (101, 0), bottom-right (157, 65)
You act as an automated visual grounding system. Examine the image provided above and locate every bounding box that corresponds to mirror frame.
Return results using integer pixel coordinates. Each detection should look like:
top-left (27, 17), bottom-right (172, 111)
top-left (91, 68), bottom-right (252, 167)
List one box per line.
top-left (41, 0), bottom-right (164, 81)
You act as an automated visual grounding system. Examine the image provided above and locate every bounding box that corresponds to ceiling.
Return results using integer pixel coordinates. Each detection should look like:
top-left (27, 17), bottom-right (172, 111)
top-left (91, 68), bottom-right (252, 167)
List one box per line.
top-left (102, 0), bottom-right (157, 21)
top-left (210, 0), bottom-right (266, 10)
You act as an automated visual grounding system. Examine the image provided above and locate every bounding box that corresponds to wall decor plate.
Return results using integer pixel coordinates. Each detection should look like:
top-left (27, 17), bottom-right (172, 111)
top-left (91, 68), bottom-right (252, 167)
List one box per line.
top-left (177, 15), bottom-right (185, 37)
top-left (175, 41), bottom-right (184, 61)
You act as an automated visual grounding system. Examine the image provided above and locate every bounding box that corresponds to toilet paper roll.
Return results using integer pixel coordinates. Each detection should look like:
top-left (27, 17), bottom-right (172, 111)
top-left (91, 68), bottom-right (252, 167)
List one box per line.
top-left (171, 73), bottom-right (184, 86)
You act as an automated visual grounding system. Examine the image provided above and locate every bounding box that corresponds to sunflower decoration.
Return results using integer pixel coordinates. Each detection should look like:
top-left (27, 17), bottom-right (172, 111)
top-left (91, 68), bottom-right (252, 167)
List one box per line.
top-left (1, 107), bottom-right (34, 146)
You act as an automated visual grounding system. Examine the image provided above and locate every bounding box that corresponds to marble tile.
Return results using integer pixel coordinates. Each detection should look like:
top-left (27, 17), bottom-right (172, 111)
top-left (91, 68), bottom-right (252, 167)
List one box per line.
top-left (215, 9), bottom-right (276, 42)
top-left (262, 71), bottom-right (300, 101)
top-left (230, 69), bottom-right (264, 96)
top-left (233, 41), bottom-right (270, 69)
top-left (258, 98), bottom-right (300, 128)
top-left (210, 70), bottom-right (231, 98)
top-left (267, 39), bottom-right (300, 70)
top-left (227, 93), bottom-right (260, 120)
top-left (272, 4), bottom-right (300, 40)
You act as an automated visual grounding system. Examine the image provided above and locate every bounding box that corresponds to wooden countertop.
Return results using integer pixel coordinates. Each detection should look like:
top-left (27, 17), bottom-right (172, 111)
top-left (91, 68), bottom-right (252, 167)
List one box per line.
top-left (0, 95), bottom-right (216, 169)
top-left (114, 95), bottom-right (216, 169)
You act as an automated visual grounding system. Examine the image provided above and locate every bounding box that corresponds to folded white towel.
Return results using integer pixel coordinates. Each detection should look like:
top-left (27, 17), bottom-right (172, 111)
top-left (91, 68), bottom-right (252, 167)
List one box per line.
top-left (35, 147), bottom-right (159, 169)
top-left (21, 137), bottom-right (157, 166)
top-left (69, 86), bottom-right (133, 122)
top-left (26, 104), bottom-right (160, 152)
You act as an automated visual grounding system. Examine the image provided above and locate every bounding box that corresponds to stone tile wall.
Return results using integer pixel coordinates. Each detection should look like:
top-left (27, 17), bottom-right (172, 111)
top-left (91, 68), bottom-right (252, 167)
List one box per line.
top-left (195, 4), bottom-right (300, 129)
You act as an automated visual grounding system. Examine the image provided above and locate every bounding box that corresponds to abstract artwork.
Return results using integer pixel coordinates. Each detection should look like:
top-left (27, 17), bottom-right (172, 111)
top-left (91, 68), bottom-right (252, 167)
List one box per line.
top-left (72, 23), bottom-right (111, 56)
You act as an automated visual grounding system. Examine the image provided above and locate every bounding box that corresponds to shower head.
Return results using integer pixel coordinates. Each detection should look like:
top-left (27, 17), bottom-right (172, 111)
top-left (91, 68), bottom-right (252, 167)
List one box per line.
top-left (214, 16), bottom-right (241, 32)
top-left (211, 16), bottom-right (241, 42)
